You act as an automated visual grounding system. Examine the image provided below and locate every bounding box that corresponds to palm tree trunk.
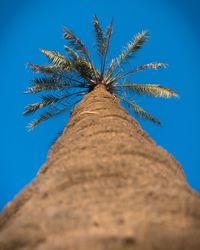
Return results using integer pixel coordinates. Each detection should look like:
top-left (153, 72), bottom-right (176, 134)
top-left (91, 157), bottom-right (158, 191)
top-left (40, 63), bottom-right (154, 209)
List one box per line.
top-left (0, 84), bottom-right (200, 250)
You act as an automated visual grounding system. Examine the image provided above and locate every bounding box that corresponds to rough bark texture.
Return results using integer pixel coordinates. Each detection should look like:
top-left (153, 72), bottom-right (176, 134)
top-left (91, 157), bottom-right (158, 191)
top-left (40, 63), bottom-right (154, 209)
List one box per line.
top-left (0, 84), bottom-right (200, 250)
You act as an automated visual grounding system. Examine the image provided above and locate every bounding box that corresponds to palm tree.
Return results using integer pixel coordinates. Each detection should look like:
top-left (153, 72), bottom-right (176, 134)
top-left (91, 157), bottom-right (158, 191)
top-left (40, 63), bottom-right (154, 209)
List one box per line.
top-left (0, 16), bottom-right (200, 250)
top-left (23, 15), bottom-right (177, 129)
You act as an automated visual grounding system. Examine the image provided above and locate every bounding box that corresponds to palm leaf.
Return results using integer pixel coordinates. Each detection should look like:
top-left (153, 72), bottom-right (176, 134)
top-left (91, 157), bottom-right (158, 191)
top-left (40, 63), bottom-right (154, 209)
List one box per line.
top-left (40, 49), bottom-right (70, 67)
top-left (25, 76), bottom-right (86, 93)
top-left (101, 19), bottom-right (113, 76)
top-left (63, 27), bottom-right (98, 81)
top-left (63, 28), bottom-right (89, 59)
top-left (93, 15), bottom-right (106, 57)
top-left (28, 63), bottom-right (61, 74)
top-left (64, 46), bottom-right (79, 60)
top-left (30, 77), bottom-right (59, 85)
top-left (130, 62), bottom-right (168, 74)
top-left (117, 31), bottom-right (149, 65)
top-left (64, 46), bottom-right (95, 81)
top-left (119, 97), bottom-right (160, 125)
top-left (27, 89), bottom-right (87, 130)
top-left (116, 83), bottom-right (178, 98)
top-left (23, 95), bottom-right (61, 116)
top-left (105, 58), bottom-right (116, 80)
top-left (72, 58), bottom-right (95, 82)
top-left (28, 76), bottom-right (68, 88)
top-left (110, 62), bottom-right (168, 84)
top-left (24, 89), bottom-right (87, 117)
top-left (27, 105), bottom-right (70, 130)
top-left (24, 83), bottom-right (66, 94)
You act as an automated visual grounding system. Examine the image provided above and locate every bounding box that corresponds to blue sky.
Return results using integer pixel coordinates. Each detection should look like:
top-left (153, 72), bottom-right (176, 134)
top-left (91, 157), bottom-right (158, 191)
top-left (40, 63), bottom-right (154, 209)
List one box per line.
top-left (1, 0), bottom-right (200, 210)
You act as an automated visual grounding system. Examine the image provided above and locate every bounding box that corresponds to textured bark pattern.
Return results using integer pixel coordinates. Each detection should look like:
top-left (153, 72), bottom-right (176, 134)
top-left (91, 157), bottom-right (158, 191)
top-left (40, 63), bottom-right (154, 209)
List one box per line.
top-left (0, 85), bottom-right (200, 250)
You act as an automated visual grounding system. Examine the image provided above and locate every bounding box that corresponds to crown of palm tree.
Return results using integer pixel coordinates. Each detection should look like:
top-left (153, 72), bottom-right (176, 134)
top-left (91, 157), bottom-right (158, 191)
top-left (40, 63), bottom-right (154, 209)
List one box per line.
top-left (24, 15), bottom-right (178, 130)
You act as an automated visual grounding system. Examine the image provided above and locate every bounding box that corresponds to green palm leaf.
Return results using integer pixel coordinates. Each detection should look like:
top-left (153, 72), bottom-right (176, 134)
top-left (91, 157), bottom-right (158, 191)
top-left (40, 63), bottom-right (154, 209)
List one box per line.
top-left (120, 97), bottom-right (160, 125)
top-left (130, 62), bottom-right (168, 74)
top-left (27, 105), bottom-right (70, 130)
top-left (25, 76), bottom-right (86, 93)
top-left (64, 46), bottom-right (79, 60)
top-left (63, 28), bottom-right (89, 59)
top-left (28, 63), bottom-right (61, 74)
top-left (30, 77), bottom-right (59, 85)
top-left (23, 95), bottom-right (62, 116)
top-left (40, 49), bottom-right (70, 68)
top-left (105, 58), bottom-right (116, 80)
top-left (72, 58), bottom-right (95, 82)
top-left (24, 83), bottom-right (66, 94)
top-left (101, 19), bottom-right (113, 76)
top-left (116, 83), bottom-right (178, 98)
top-left (110, 62), bottom-right (168, 84)
top-left (117, 31), bottom-right (149, 65)
top-left (63, 27), bottom-right (98, 81)
top-left (93, 15), bottom-right (106, 57)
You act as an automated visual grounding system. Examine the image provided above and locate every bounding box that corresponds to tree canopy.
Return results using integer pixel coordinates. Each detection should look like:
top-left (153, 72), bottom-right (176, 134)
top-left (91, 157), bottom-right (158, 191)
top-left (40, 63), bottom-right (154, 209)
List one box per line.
top-left (24, 15), bottom-right (178, 129)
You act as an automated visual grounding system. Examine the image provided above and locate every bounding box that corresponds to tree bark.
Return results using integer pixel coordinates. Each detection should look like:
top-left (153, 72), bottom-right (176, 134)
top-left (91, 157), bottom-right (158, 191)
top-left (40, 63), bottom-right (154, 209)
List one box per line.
top-left (0, 84), bottom-right (200, 250)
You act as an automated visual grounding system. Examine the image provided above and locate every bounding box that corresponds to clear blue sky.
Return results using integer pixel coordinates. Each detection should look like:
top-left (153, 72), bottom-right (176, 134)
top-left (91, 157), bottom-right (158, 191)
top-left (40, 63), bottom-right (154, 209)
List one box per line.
top-left (1, 0), bottom-right (200, 210)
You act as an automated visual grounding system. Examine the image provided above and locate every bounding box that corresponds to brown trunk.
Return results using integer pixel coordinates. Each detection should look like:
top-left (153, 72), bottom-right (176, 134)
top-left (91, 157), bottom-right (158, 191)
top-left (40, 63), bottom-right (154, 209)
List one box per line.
top-left (0, 84), bottom-right (200, 250)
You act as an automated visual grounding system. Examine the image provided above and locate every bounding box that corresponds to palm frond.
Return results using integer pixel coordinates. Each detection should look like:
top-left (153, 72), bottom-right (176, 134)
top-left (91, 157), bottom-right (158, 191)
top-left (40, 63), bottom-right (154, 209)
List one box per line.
top-left (64, 46), bottom-right (96, 82)
top-left (93, 15), bottom-right (106, 57)
top-left (110, 62), bottom-right (167, 84)
top-left (30, 77), bottom-right (58, 85)
top-left (116, 83), bottom-right (178, 98)
top-left (23, 95), bottom-right (61, 116)
top-left (40, 49), bottom-right (70, 67)
top-left (29, 77), bottom-right (68, 88)
top-left (63, 28), bottom-right (89, 59)
top-left (28, 63), bottom-right (61, 74)
top-left (27, 105), bottom-right (70, 130)
top-left (63, 28), bottom-right (98, 81)
top-left (25, 76), bottom-right (86, 93)
top-left (105, 58), bottom-right (116, 80)
top-left (130, 62), bottom-right (168, 74)
top-left (72, 58), bottom-right (95, 82)
top-left (101, 19), bottom-right (113, 76)
top-left (27, 90), bottom-right (87, 130)
top-left (119, 97), bottom-right (160, 125)
top-left (24, 90), bottom-right (87, 117)
top-left (24, 83), bottom-right (66, 94)
top-left (64, 46), bottom-right (79, 60)
top-left (117, 31), bottom-right (149, 65)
